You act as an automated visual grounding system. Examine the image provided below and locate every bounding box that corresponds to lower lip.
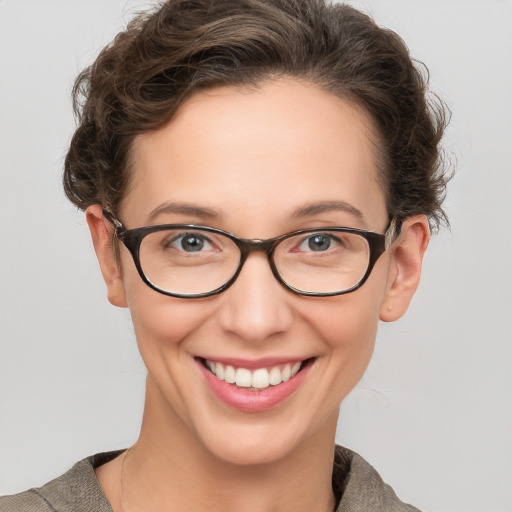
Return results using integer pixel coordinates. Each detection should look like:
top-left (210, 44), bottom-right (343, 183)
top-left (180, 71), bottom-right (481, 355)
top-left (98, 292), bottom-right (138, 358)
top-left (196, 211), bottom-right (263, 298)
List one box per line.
top-left (197, 359), bottom-right (312, 413)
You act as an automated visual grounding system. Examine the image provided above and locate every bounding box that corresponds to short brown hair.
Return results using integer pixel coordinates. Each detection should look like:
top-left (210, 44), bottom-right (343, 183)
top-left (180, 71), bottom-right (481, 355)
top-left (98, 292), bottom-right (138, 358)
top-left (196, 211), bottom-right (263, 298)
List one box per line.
top-left (64, 0), bottom-right (450, 229)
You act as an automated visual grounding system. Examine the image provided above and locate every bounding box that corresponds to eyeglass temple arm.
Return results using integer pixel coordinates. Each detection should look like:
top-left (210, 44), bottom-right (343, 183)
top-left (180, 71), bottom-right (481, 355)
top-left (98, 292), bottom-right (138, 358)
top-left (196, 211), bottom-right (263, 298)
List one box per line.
top-left (384, 217), bottom-right (401, 248)
top-left (102, 208), bottom-right (124, 233)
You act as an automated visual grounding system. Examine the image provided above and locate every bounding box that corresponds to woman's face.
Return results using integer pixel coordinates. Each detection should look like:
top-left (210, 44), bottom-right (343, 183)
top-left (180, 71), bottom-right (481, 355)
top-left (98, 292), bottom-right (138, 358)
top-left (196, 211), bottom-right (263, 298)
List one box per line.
top-left (92, 78), bottom-right (420, 465)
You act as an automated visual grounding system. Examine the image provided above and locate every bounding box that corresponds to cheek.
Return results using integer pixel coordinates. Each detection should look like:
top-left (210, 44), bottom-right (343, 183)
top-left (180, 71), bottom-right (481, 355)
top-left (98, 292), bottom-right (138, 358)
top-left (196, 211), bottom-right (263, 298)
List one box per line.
top-left (124, 285), bottom-right (220, 411)
top-left (306, 279), bottom-right (384, 349)
top-left (127, 293), bottom-right (214, 352)
top-left (120, 265), bottom-right (211, 359)
top-left (311, 300), bottom-right (379, 412)
top-left (302, 265), bottom-right (389, 388)
top-left (306, 296), bottom-right (380, 364)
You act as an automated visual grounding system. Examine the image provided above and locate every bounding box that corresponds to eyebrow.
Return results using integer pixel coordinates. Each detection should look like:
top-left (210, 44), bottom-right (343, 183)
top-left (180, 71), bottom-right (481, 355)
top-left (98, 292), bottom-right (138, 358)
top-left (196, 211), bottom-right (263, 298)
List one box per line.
top-left (148, 199), bottom-right (365, 225)
top-left (148, 201), bottom-right (220, 221)
top-left (289, 201), bottom-right (365, 222)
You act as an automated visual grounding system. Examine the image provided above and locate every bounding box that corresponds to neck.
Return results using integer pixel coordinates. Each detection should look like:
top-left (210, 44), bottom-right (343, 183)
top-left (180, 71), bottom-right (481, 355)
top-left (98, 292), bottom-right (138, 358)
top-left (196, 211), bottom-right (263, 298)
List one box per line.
top-left (118, 377), bottom-right (337, 512)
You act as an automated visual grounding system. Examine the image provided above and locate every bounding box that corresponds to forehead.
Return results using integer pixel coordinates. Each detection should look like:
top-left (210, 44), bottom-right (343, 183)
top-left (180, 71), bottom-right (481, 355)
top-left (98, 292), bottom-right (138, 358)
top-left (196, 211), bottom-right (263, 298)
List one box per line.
top-left (124, 78), bottom-right (387, 232)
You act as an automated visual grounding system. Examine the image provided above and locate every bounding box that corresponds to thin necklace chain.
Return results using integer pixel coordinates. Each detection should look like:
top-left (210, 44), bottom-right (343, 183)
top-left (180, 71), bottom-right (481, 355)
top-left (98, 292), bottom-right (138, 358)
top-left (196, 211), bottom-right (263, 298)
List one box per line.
top-left (118, 448), bottom-right (130, 512)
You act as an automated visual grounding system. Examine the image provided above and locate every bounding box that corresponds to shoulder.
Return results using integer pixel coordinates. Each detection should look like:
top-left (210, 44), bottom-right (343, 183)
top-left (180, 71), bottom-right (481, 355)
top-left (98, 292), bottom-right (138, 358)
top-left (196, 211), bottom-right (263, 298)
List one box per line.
top-left (0, 451), bottom-right (123, 512)
top-left (333, 445), bottom-right (422, 512)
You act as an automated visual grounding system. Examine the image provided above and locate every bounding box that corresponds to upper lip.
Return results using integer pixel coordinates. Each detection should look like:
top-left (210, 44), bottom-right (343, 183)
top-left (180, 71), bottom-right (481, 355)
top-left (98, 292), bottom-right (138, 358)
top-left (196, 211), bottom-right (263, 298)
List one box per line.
top-left (196, 356), bottom-right (312, 369)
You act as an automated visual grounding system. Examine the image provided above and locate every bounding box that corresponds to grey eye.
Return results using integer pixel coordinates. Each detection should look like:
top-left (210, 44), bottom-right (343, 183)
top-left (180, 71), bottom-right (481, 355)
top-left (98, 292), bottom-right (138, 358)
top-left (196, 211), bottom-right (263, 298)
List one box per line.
top-left (168, 233), bottom-right (211, 252)
top-left (306, 234), bottom-right (332, 251)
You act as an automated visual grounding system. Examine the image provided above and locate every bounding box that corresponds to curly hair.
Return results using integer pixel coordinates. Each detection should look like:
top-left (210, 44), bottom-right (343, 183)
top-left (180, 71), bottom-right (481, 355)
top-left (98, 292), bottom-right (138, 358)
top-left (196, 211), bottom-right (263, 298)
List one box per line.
top-left (64, 0), bottom-right (450, 229)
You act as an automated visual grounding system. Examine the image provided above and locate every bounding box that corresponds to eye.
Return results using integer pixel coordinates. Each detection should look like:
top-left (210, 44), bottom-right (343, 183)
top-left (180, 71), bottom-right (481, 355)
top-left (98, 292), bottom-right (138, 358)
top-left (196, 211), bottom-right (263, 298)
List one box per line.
top-left (168, 232), bottom-right (213, 253)
top-left (304, 233), bottom-right (332, 252)
top-left (296, 233), bottom-right (346, 253)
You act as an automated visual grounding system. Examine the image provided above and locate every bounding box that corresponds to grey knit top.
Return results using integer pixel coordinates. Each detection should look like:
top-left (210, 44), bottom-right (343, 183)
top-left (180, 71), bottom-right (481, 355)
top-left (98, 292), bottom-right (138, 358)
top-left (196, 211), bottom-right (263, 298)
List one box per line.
top-left (0, 446), bottom-right (421, 511)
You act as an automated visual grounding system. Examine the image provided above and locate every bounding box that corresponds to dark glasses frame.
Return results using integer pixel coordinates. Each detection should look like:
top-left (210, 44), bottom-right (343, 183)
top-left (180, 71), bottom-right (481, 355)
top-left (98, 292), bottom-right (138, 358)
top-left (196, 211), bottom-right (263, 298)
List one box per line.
top-left (103, 210), bottom-right (400, 299)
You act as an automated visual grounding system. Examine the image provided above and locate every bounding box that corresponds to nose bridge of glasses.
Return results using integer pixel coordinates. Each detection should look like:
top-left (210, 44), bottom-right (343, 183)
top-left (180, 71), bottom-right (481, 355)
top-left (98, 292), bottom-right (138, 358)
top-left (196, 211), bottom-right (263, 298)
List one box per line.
top-left (237, 238), bottom-right (278, 260)
top-left (232, 238), bottom-right (283, 296)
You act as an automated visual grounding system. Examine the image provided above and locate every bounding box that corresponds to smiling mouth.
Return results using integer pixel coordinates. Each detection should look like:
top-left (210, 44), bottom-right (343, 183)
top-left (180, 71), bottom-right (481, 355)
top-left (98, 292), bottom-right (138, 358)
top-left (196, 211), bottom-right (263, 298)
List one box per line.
top-left (200, 358), bottom-right (312, 390)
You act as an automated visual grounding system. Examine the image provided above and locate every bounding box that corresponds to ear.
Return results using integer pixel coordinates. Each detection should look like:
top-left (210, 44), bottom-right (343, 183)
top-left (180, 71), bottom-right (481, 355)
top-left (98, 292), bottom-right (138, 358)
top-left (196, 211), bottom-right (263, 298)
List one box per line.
top-left (85, 205), bottom-right (128, 308)
top-left (379, 215), bottom-right (430, 322)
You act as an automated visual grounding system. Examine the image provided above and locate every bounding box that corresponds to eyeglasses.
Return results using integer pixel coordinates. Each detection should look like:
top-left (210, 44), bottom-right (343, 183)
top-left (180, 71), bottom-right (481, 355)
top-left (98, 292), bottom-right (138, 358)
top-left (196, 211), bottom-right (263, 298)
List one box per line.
top-left (103, 211), bottom-right (400, 299)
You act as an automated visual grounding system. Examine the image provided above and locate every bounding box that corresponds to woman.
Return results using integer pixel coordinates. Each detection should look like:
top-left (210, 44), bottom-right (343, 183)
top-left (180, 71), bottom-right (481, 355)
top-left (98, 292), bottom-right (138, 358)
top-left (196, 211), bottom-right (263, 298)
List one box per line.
top-left (0, 0), bottom-right (449, 510)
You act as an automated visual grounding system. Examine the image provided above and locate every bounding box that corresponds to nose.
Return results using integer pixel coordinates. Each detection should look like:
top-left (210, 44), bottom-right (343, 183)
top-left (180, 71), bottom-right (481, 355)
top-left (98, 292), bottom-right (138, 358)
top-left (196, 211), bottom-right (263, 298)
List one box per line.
top-left (218, 252), bottom-right (294, 343)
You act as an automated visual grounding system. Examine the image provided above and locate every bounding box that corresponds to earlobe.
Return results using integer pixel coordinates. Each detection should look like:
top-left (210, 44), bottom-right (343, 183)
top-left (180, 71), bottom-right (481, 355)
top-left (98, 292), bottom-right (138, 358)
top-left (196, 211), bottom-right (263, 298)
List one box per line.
top-left (85, 205), bottom-right (128, 308)
top-left (379, 215), bottom-right (430, 322)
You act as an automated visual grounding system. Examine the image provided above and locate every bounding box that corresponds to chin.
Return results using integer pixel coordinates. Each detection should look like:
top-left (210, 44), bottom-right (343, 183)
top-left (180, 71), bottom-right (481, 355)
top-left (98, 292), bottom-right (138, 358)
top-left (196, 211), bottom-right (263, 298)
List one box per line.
top-left (191, 404), bottom-right (335, 468)
top-left (202, 429), bottom-right (303, 467)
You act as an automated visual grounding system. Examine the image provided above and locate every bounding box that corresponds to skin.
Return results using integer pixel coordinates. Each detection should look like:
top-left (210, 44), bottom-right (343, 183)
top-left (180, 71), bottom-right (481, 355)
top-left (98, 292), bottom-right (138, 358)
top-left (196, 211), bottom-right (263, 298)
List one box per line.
top-left (87, 78), bottom-right (430, 512)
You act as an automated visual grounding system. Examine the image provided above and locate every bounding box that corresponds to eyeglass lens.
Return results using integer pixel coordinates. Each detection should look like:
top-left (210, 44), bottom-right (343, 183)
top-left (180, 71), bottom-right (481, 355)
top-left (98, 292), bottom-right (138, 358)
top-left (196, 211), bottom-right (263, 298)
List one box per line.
top-left (137, 227), bottom-right (371, 296)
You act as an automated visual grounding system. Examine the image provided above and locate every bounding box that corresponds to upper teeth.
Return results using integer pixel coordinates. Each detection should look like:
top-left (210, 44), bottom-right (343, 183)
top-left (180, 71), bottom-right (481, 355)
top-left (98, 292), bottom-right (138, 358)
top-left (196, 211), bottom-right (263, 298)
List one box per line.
top-left (205, 360), bottom-right (302, 389)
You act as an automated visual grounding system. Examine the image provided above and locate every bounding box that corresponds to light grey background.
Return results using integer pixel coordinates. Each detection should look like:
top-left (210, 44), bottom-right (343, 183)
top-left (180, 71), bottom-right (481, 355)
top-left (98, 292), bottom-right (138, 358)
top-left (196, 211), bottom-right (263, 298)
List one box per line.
top-left (1, 1), bottom-right (511, 511)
